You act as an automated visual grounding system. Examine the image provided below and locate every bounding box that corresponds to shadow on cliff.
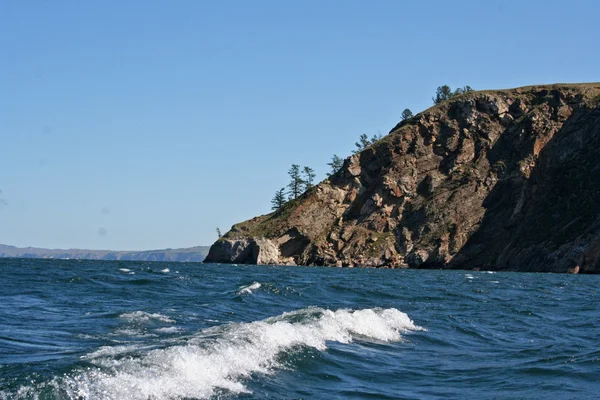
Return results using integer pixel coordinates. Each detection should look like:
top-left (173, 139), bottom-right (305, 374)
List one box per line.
top-left (446, 95), bottom-right (600, 272)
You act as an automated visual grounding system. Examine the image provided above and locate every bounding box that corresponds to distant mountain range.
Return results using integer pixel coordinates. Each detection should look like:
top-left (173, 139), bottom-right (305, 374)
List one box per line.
top-left (0, 244), bottom-right (210, 262)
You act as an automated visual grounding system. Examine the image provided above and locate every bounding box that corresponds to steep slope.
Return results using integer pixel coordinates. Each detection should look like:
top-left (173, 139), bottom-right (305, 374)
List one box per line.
top-left (205, 83), bottom-right (600, 273)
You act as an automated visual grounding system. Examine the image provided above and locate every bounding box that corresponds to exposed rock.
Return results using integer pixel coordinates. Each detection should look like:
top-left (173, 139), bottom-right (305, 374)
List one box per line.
top-left (205, 83), bottom-right (600, 273)
top-left (204, 238), bottom-right (287, 265)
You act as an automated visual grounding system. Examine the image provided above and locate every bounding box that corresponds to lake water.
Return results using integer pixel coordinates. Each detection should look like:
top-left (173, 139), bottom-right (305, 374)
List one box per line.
top-left (0, 258), bottom-right (598, 399)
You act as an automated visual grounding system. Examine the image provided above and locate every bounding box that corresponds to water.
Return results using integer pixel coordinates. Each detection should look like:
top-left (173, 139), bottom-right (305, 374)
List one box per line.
top-left (0, 259), bottom-right (598, 399)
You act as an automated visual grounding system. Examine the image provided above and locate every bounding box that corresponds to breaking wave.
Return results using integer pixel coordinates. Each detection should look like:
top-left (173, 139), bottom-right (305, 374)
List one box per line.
top-left (119, 311), bottom-right (175, 324)
top-left (17, 307), bottom-right (421, 400)
top-left (237, 281), bottom-right (262, 294)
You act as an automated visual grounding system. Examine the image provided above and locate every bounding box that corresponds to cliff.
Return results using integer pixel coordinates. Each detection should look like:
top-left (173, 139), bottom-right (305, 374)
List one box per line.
top-left (205, 83), bottom-right (600, 273)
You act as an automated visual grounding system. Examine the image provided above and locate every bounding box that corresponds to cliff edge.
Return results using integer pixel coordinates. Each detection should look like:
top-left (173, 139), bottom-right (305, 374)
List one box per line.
top-left (205, 83), bottom-right (600, 273)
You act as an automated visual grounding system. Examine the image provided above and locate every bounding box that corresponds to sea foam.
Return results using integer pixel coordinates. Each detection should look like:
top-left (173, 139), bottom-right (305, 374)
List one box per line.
top-left (119, 311), bottom-right (175, 324)
top-left (237, 281), bottom-right (262, 294)
top-left (50, 307), bottom-right (422, 400)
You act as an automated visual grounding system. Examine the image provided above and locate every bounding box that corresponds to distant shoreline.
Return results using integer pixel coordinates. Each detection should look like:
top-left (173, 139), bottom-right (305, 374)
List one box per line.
top-left (0, 244), bottom-right (210, 263)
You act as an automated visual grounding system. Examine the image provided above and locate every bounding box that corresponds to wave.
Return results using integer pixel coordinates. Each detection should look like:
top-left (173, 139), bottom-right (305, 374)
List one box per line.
top-left (237, 281), bottom-right (262, 294)
top-left (155, 326), bottom-right (183, 334)
top-left (22, 307), bottom-right (422, 399)
top-left (119, 311), bottom-right (175, 324)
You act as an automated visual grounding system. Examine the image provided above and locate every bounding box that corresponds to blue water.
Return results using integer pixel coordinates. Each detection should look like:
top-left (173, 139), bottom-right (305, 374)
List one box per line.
top-left (0, 259), bottom-right (599, 399)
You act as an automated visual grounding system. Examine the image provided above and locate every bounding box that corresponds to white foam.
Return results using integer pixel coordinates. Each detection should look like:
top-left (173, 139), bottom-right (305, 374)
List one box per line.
top-left (83, 344), bottom-right (150, 360)
top-left (119, 268), bottom-right (131, 272)
top-left (53, 307), bottom-right (422, 400)
top-left (113, 328), bottom-right (157, 338)
top-left (119, 311), bottom-right (175, 324)
top-left (160, 268), bottom-right (170, 273)
top-left (465, 274), bottom-right (474, 279)
top-left (238, 282), bottom-right (262, 294)
top-left (155, 326), bottom-right (183, 334)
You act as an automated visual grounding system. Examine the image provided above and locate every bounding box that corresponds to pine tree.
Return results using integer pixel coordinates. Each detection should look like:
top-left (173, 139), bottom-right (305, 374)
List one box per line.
top-left (370, 133), bottom-right (382, 143)
top-left (302, 166), bottom-right (316, 191)
top-left (354, 134), bottom-right (370, 153)
top-left (453, 85), bottom-right (473, 96)
top-left (433, 85), bottom-right (473, 104)
top-left (271, 188), bottom-right (286, 211)
top-left (401, 108), bottom-right (413, 121)
top-left (216, 227), bottom-right (222, 238)
top-left (433, 85), bottom-right (453, 104)
top-left (353, 133), bottom-right (382, 153)
top-left (287, 164), bottom-right (304, 200)
top-left (327, 154), bottom-right (343, 176)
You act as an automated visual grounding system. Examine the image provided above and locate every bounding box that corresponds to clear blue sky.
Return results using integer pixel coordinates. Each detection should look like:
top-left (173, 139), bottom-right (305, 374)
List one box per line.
top-left (1, 0), bottom-right (598, 250)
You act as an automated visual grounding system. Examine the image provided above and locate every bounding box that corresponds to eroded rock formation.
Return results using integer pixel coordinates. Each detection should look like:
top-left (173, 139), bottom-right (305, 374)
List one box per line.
top-left (205, 83), bottom-right (600, 273)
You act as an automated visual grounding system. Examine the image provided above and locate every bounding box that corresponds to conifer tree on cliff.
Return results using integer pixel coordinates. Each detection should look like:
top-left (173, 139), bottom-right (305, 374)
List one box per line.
top-left (433, 85), bottom-right (453, 104)
top-left (287, 164), bottom-right (304, 200)
top-left (271, 188), bottom-right (286, 211)
top-left (353, 133), bottom-right (382, 154)
top-left (327, 154), bottom-right (343, 176)
top-left (433, 85), bottom-right (473, 104)
top-left (302, 166), bottom-right (316, 192)
top-left (401, 108), bottom-right (413, 120)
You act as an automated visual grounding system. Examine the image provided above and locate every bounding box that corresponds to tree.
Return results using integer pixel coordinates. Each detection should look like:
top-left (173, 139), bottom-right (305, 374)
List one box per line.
top-left (302, 166), bottom-right (316, 191)
top-left (401, 108), bottom-right (413, 121)
top-left (216, 227), bottom-right (222, 238)
top-left (433, 85), bottom-right (474, 104)
top-left (287, 164), bottom-right (304, 200)
top-left (453, 85), bottom-right (473, 96)
top-left (271, 188), bottom-right (286, 211)
top-left (327, 154), bottom-right (344, 176)
top-left (354, 134), bottom-right (370, 153)
top-left (433, 85), bottom-right (453, 104)
top-left (353, 133), bottom-right (382, 154)
top-left (370, 133), bottom-right (382, 143)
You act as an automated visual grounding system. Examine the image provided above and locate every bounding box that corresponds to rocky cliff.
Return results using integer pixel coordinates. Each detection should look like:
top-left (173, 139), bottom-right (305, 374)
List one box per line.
top-left (205, 83), bottom-right (600, 273)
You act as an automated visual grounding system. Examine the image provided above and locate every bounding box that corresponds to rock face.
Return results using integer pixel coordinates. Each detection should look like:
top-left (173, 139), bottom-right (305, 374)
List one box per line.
top-left (204, 238), bottom-right (294, 265)
top-left (204, 83), bottom-right (600, 273)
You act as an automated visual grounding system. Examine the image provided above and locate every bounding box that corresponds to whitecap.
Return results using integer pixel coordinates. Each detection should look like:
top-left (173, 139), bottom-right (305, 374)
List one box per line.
top-left (113, 328), bottom-right (157, 338)
top-left (119, 311), bottom-right (175, 324)
top-left (56, 307), bottom-right (423, 399)
top-left (238, 282), bottom-right (262, 295)
top-left (119, 268), bottom-right (131, 273)
top-left (160, 268), bottom-right (170, 273)
top-left (83, 344), bottom-right (151, 360)
top-left (155, 326), bottom-right (183, 334)
top-left (465, 274), bottom-right (474, 279)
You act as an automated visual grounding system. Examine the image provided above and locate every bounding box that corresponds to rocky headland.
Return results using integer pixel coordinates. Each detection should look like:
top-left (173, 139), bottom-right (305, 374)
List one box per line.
top-left (205, 83), bottom-right (600, 273)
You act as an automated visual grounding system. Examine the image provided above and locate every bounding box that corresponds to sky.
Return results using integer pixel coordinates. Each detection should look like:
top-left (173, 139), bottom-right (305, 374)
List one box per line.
top-left (1, 0), bottom-right (599, 250)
